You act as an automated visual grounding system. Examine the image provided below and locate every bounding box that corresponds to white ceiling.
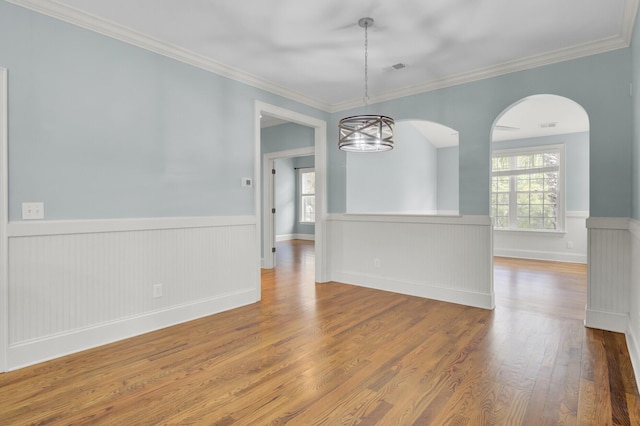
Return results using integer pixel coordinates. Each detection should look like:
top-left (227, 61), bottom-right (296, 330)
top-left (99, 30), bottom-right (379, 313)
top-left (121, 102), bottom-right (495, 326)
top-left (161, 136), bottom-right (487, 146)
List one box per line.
top-left (15, 0), bottom-right (638, 112)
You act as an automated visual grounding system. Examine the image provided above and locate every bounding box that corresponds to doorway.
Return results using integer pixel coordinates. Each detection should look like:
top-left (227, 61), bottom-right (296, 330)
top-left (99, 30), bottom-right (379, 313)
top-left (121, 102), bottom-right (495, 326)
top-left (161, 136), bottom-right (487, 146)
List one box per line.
top-left (262, 147), bottom-right (314, 268)
top-left (490, 94), bottom-right (590, 315)
top-left (491, 95), bottom-right (589, 262)
top-left (254, 101), bottom-right (327, 283)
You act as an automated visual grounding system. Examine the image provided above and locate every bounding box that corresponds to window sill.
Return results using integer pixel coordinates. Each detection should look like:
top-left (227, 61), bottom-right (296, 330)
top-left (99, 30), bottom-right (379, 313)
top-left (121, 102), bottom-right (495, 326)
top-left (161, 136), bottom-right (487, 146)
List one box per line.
top-left (494, 228), bottom-right (566, 236)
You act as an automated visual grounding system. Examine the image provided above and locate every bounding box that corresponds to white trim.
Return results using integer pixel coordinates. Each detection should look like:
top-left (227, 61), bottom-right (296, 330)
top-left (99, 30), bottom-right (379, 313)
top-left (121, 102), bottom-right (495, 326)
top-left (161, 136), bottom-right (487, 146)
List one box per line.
top-left (586, 216), bottom-right (630, 230)
top-left (629, 218), bottom-right (640, 393)
top-left (333, 272), bottom-right (494, 310)
top-left (622, 0), bottom-right (640, 45)
top-left (567, 211), bottom-right (590, 218)
top-left (493, 248), bottom-right (587, 264)
top-left (263, 157), bottom-right (276, 269)
top-left (254, 101), bottom-right (327, 282)
top-left (0, 67), bottom-right (8, 372)
top-left (276, 234), bottom-right (315, 242)
top-left (7, 215), bottom-right (256, 237)
top-left (494, 228), bottom-right (568, 236)
top-left (6, 0), bottom-right (639, 113)
top-left (628, 218), bottom-right (640, 238)
top-left (327, 213), bottom-right (491, 226)
top-left (6, 288), bottom-right (256, 371)
top-left (584, 308), bottom-right (629, 333)
top-left (628, 318), bottom-right (640, 394)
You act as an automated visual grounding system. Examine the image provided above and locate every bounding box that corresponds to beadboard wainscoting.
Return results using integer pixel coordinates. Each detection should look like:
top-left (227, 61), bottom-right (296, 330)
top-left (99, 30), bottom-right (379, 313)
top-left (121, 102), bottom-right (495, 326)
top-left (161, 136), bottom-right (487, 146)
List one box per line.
top-left (585, 217), bottom-right (631, 333)
top-left (493, 211), bottom-right (588, 263)
top-left (326, 214), bottom-right (494, 309)
top-left (629, 219), bottom-right (640, 389)
top-left (5, 216), bottom-right (259, 370)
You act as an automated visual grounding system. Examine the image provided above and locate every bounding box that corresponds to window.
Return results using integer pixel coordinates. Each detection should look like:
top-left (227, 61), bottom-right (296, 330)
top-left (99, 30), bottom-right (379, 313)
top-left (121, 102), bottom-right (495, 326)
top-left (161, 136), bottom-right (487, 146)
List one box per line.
top-left (299, 168), bottom-right (315, 223)
top-left (491, 146), bottom-right (564, 231)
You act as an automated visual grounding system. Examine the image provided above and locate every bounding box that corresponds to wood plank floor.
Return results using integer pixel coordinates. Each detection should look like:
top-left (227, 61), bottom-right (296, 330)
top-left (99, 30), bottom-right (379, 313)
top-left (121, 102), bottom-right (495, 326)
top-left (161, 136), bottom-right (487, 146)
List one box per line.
top-left (1, 240), bottom-right (638, 425)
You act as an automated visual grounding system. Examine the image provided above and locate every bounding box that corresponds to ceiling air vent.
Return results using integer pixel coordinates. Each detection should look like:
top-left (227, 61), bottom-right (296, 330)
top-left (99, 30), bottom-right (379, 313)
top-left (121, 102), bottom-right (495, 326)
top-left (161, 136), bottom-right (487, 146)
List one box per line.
top-left (392, 63), bottom-right (406, 70)
top-left (539, 121), bottom-right (558, 128)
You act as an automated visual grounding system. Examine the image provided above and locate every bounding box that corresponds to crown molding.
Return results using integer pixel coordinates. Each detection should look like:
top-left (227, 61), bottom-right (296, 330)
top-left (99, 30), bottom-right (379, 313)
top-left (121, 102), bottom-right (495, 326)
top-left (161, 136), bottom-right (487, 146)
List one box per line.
top-left (5, 0), bottom-right (333, 112)
top-left (330, 34), bottom-right (635, 112)
top-left (331, 0), bottom-right (640, 112)
top-left (6, 0), bottom-right (639, 114)
top-left (622, 0), bottom-right (640, 44)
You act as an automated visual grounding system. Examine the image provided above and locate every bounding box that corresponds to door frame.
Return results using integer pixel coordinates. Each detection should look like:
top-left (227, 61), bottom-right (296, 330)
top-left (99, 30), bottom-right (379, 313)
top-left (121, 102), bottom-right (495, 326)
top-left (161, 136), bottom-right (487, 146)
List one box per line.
top-left (1, 67), bottom-right (8, 372)
top-left (262, 147), bottom-right (314, 268)
top-left (254, 101), bottom-right (327, 282)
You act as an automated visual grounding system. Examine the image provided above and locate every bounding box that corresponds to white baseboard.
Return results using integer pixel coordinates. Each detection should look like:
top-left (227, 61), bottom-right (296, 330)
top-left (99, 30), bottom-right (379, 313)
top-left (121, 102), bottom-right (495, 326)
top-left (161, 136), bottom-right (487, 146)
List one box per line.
top-left (276, 233), bottom-right (315, 242)
top-left (6, 288), bottom-right (258, 371)
top-left (333, 272), bottom-right (495, 310)
top-left (627, 319), bottom-right (640, 394)
top-left (584, 308), bottom-right (628, 333)
top-left (493, 248), bottom-right (587, 264)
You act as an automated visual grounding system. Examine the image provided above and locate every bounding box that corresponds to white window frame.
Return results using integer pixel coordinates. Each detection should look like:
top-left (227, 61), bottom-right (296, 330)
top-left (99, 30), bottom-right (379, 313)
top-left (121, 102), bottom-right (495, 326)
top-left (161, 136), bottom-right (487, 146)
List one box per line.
top-left (491, 144), bottom-right (565, 233)
top-left (299, 167), bottom-right (315, 224)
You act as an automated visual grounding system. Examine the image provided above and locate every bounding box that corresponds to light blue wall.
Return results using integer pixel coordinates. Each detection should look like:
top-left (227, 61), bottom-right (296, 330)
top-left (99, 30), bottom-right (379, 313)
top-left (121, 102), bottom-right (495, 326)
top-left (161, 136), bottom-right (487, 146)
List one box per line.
top-left (329, 49), bottom-right (633, 218)
top-left (0, 2), bottom-right (327, 221)
top-left (633, 8), bottom-right (640, 220)
top-left (493, 132), bottom-right (590, 212)
top-left (261, 123), bottom-right (314, 154)
top-left (293, 156), bottom-right (315, 235)
top-left (346, 122), bottom-right (437, 213)
top-left (274, 157), bottom-right (296, 236)
top-left (437, 146), bottom-right (459, 212)
top-left (1, 2), bottom-right (634, 221)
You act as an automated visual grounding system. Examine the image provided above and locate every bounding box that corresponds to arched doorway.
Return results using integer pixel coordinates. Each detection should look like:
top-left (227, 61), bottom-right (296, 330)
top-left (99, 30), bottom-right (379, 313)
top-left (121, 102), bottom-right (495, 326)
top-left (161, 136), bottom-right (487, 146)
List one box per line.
top-left (490, 94), bottom-right (590, 317)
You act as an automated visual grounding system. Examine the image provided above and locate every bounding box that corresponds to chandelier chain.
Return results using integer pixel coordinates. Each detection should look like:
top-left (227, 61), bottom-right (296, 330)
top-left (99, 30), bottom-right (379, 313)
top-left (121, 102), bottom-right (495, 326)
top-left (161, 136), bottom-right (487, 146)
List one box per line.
top-left (364, 20), bottom-right (369, 105)
top-left (338, 17), bottom-right (395, 152)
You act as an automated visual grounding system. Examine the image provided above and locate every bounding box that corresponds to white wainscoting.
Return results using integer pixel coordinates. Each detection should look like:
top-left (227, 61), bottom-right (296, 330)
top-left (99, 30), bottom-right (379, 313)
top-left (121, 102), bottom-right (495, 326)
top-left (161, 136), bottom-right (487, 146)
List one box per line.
top-left (628, 219), bottom-right (640, 391)
top-left (5, 216), bottom-right (259, 370)
top-left (493, 211), bottom-right (588, 263)
top-left (585, 217), bottom-right (630, 333)
top-left (326, 214), bottom-right (494, 309)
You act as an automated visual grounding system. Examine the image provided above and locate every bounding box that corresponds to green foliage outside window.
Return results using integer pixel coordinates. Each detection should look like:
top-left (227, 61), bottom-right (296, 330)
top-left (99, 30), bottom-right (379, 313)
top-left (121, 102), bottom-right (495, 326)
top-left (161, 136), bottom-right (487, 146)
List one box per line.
top-left (491, 150), bottom-right (561, 231)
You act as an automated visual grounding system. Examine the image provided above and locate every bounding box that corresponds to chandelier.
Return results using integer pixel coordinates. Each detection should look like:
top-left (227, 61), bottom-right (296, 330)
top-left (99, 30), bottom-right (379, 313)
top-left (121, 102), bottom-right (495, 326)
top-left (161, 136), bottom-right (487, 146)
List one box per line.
top-left (338, 17), bottom-right (394, 152)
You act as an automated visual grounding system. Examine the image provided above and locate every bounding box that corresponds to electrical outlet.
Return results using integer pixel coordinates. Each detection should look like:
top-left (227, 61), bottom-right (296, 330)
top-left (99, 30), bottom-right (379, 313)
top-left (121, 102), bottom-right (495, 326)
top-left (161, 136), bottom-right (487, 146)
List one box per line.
top-left (153, 283), bottom-right (163, 298)
top-left (241, 177), bottom-right (252, 188)
top-left (374, 258), bottom-right (381, 268)
top-left (22, 202), bottom-right (45, 220)
top-left (566, 241), bottom-right (574, 249)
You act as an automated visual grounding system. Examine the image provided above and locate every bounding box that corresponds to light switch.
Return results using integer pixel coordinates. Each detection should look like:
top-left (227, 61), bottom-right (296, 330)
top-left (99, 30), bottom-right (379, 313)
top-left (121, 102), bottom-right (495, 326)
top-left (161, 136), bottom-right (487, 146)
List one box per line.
top-left (22, 202), bottom-right (45, 220)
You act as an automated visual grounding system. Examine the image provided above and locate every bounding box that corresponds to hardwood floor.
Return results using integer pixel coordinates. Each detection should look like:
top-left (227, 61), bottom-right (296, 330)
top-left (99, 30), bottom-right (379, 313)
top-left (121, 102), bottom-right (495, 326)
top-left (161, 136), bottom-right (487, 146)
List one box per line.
top-left (1, 240), bottom-right (638, 425)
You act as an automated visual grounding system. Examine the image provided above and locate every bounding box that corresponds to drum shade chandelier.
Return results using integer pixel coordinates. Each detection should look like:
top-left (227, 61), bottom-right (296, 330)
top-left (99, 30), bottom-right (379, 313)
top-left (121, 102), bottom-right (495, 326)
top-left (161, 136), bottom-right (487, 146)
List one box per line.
top-left (338, 17), bottom-right (395, 152)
